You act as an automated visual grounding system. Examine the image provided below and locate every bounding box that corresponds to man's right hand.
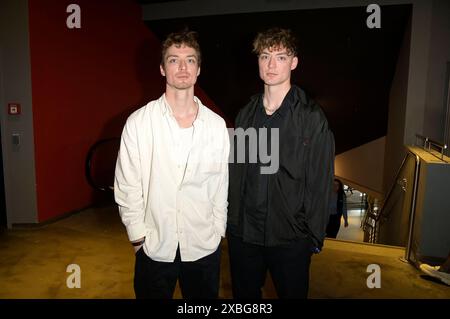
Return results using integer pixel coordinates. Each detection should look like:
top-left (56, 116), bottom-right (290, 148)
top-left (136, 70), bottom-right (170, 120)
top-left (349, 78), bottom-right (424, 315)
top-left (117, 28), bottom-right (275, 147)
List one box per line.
top-left (131, 237), bottom-right (145, 253)
top-left (134, 244), bottom-right (144, 253)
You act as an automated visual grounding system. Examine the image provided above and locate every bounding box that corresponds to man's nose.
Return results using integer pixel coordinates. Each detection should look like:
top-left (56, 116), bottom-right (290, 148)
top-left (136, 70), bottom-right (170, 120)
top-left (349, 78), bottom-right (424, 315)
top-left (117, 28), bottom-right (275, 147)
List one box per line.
top-left (268, 56), bottom-right (276, 68)
top-left (179, 60), bottom-right (187, 70)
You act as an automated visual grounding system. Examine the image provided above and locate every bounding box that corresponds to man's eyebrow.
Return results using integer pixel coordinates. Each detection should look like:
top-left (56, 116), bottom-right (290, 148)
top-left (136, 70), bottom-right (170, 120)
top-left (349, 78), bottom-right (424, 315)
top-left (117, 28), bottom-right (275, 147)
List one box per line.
top-left (260, 51), bottom-right (289, 55)
top-left (166, 54), bottom-right (197, 59)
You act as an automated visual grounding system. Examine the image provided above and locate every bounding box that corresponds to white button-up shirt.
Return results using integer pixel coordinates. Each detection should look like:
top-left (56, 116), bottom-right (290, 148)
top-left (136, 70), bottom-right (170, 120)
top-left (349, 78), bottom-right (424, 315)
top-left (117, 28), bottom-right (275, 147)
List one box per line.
top-left (114, 94), bottom-right (230, 262)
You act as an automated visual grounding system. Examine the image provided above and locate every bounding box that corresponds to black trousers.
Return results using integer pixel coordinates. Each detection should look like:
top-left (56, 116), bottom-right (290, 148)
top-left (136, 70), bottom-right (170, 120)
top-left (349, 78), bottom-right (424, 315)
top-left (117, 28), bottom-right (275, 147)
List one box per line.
top-left (134, 245), bottom-right (221, 299)
top-left (326, 214), bottom-right (341, 238)
top-left (227, 234), bottom-right (312, 299)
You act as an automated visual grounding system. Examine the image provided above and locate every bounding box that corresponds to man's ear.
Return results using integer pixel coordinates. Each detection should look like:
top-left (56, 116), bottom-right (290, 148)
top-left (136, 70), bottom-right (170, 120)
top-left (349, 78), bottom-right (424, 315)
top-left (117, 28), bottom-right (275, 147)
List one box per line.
top-left (291, 56), bottom-right (299, 71)
top-left (197, 67), bottom-right (201, 76)
top-left (160, 64), bottom-right (166, 76)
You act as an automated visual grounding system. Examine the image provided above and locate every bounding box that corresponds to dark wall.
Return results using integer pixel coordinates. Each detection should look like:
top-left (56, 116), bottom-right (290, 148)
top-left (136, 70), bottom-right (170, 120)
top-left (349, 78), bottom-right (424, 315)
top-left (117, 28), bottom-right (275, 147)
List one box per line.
top-left (146, 4), bottom-right (411, 154)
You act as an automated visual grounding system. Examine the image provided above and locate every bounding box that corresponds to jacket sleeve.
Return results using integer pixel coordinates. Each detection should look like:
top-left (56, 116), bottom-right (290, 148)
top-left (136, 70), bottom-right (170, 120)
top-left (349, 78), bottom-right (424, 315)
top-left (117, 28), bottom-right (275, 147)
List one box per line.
top-left (114, 116), bottom-right (147, 242)
top-left (305, 110), bottom-right (335, 251)
top-left (211, 121), bottom-right (230, 237)
top-left (226, 109), bottom-right (244, 229)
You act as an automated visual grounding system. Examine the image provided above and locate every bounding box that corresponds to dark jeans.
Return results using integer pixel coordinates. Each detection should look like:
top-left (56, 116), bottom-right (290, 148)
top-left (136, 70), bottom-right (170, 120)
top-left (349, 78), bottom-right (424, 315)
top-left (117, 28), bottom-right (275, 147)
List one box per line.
top-left (326, 214), bottom-right (341, 238)
top-left (227, 233), bottom-right (312, 299)
top-left (134, 245), bottom-right (221, 299)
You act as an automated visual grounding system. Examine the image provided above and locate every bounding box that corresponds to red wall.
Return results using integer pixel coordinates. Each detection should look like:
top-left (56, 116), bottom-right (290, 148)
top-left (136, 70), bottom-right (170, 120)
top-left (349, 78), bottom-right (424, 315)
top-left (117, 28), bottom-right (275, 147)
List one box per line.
top-left (28, 0), bottom-right (225, 222)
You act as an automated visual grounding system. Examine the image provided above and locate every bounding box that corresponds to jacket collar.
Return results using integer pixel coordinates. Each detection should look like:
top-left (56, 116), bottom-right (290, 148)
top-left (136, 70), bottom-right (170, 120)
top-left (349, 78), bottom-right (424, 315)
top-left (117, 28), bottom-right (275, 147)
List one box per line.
top-left (258, 85), bottom-right (304, 118)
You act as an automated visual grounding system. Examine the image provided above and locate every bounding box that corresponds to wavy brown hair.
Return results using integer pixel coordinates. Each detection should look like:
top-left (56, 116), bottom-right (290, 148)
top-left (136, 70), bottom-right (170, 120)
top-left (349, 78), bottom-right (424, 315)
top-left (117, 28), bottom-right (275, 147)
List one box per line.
top-left (161, 29), bottom-right (201, 66)
top-left (252, 27), bottom-right (298, 56)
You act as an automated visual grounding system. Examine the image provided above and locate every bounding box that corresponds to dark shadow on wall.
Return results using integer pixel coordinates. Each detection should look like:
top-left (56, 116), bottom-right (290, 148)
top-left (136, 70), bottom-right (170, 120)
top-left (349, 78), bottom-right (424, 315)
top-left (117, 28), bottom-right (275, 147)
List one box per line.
top-left (86, 110), bottom-right (128, 206)
top-left (135, 37), bottom-right (166, 107)
top-left (87, 38), bottom-right (164, 205)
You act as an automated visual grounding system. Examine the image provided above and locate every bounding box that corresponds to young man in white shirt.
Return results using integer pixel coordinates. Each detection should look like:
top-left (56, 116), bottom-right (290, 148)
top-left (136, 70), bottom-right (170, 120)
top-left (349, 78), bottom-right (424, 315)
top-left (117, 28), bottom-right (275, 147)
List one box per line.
top-left (114, 30), bottom-right (230, 299)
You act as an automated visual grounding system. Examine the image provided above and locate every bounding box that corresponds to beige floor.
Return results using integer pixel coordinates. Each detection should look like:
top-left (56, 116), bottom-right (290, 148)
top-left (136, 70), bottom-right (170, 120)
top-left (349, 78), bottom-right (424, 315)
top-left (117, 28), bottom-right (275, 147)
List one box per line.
top-left (336, 209), bottom-right (365, 242)
top-left (336, 188), bottom-right (367, 242)
top-left (0, 204), bottom-right (448, 299)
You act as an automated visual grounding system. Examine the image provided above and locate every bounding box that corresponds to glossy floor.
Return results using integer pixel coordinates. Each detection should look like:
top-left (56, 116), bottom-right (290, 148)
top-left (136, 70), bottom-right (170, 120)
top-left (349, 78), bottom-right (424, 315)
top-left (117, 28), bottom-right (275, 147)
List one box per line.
top-left (0, 205), bottom-right (448, 299)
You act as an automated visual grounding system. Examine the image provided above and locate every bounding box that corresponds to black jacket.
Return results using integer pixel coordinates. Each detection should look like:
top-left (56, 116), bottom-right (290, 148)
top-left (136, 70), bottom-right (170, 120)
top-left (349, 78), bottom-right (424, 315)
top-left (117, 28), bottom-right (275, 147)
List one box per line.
top-left (227, 86), bottom-right (335, 250)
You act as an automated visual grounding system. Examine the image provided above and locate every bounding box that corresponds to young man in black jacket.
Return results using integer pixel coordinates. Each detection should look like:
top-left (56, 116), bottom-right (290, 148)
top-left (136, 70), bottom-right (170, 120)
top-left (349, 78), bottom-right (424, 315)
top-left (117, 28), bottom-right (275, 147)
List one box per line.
top-left (227, 27), bottom-right (335, 298)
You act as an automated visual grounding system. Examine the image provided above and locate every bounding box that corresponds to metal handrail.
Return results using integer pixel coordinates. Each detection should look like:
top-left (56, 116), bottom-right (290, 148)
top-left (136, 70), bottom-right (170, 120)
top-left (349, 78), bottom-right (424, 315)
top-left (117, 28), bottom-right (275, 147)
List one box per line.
top-left (415, 134), bottom-right (448, 160)
top-left (362, 149), bottom-right (420, 255)
top-left (415, 134), bottom-right (428, 148)
top-left (375, 153), bottom-right (409, 221)
top-left (403, 152), bottom-right (420, 262)
top-left (361, 202), bottom-right (379, 243)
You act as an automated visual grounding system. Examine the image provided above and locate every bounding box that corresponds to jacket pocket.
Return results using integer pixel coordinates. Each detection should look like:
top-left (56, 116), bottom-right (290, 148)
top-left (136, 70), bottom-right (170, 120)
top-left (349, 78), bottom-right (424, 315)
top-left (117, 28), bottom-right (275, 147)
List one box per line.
top-left (279, 133), bottom-right (307, 180)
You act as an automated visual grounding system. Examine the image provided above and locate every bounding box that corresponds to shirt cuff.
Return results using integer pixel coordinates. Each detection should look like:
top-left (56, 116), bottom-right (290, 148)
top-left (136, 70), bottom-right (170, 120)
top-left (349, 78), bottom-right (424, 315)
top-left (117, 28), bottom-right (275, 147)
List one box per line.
top-left (214, 220), bottom-right (226, 238)
top-left (125, 223), bottom-right (147, 242)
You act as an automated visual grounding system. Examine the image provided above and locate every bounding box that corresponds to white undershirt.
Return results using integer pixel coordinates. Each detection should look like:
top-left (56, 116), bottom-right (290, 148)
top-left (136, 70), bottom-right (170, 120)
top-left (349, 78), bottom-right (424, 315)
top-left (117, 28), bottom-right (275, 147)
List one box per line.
top-left (174, 125), bottom-right (194, 184)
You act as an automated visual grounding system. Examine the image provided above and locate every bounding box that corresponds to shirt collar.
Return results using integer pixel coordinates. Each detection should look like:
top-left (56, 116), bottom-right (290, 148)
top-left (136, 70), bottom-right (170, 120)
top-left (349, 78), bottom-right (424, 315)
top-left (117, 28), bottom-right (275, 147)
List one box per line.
top-left (259, 86), bottom-right (296, 118)
top-left (280, 86), bottom-right (298, 116)
top-left (161, 93), bottom-right (206, 122)
top-left (193, 96), bottom-right (207, 122)
top-left (161, 94), bottom-right (173, 117)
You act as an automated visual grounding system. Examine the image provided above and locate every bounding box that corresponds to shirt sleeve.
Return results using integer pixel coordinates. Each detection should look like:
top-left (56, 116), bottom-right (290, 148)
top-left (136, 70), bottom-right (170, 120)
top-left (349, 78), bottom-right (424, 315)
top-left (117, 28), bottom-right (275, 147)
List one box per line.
top-left (114, 116), bottom-right (147, 242)
top-left (211, 121), bottom-right (230, 238)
